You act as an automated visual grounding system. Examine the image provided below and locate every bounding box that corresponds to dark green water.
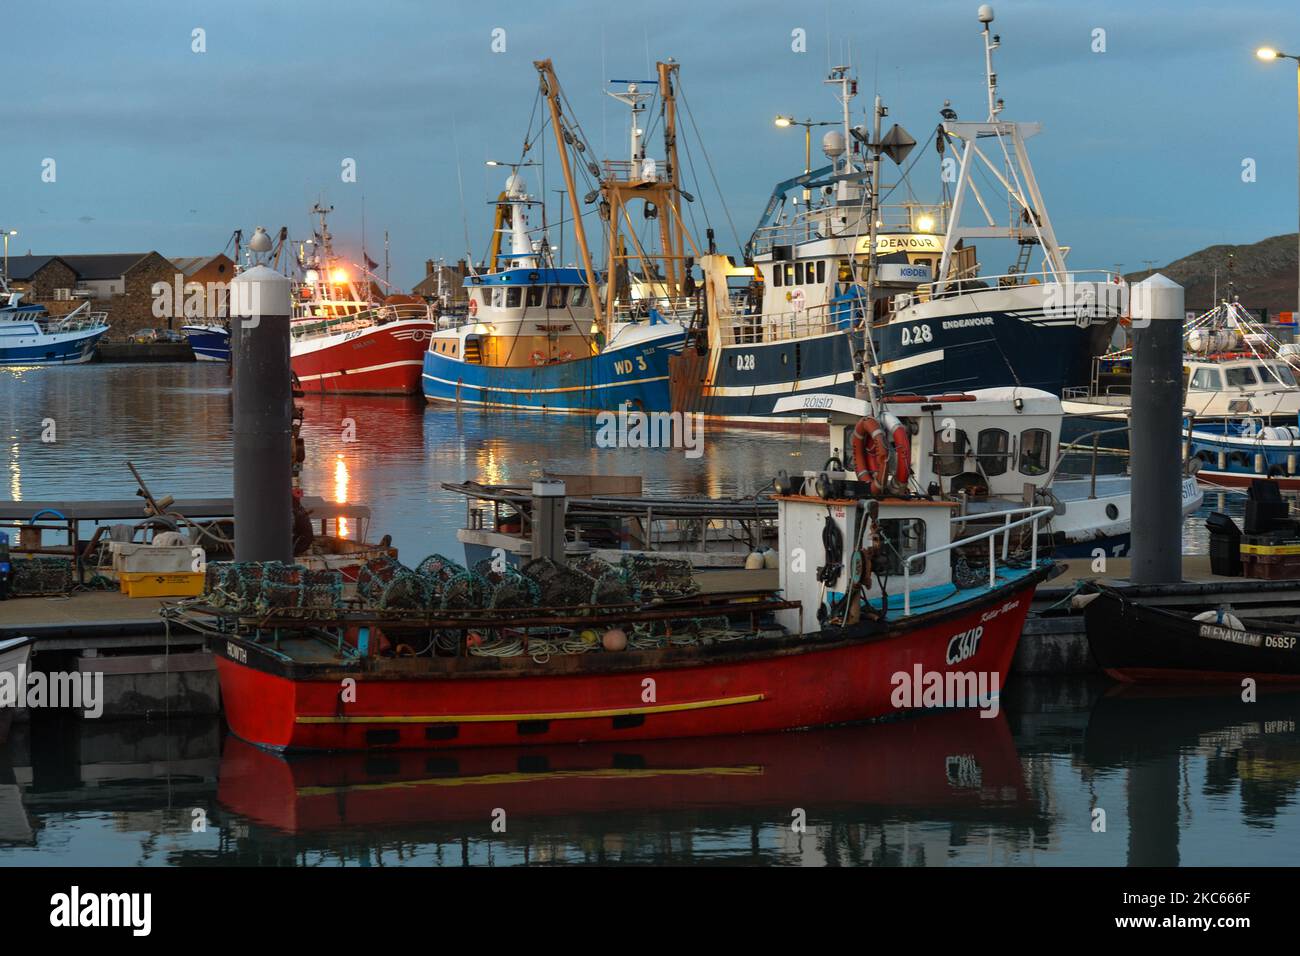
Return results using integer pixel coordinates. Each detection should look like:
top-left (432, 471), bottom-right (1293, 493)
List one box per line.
top-left (0, 363), bottom-right (1294, 866)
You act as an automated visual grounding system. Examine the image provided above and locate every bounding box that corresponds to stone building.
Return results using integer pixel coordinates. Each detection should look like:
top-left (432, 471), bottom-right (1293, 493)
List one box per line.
top-left (412, 258), bottom-right (470, 310)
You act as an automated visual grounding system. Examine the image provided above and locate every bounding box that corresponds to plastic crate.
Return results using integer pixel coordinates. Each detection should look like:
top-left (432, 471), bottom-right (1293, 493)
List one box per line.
top-left (119, 571), bottom-right (206, 598)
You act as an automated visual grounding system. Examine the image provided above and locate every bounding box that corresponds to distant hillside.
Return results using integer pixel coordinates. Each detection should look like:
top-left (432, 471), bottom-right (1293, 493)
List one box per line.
top-left (1123, 233), bottom-right (1299, 316)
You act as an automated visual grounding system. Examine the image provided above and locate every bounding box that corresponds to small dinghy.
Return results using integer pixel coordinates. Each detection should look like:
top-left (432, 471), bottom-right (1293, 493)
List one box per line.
top-left (0, 636), bottom-right (33, 744)
top-left (1083, 584), bottom-right (1300, 683)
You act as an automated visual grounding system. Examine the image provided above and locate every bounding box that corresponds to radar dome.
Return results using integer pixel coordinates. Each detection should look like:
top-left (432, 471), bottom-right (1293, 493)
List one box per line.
top-left (822, 130), bottom-right (846, 158)
top-left (978, 4), bottom-right (994, 23)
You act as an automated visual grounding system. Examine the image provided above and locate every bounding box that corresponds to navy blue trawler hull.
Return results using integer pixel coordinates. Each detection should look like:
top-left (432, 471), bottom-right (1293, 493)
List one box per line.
top-left (669, 329), bottom-right (861, 427)
top-left (874, 310), bottom-right (1106, 397)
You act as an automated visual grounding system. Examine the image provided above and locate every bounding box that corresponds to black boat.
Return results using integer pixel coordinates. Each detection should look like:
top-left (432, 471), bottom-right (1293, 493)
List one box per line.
top-left (1083, 583), bottom-right (1300, 683)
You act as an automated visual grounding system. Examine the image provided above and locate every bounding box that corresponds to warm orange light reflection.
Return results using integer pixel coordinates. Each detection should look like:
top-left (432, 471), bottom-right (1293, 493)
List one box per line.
top-left (331, 268), bottom-right (349, 283)
top-left (334, 452), bottom-right (350, 538)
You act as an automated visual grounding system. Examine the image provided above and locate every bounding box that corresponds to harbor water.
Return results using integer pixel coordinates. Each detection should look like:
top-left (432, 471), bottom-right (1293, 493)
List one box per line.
top-left (0, 364), bottom-right (1295, 866)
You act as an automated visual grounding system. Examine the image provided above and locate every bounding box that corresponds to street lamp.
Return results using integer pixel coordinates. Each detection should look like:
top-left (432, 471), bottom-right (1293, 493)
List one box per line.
top-left (1257, 45), bottom-right (1300, 316)
top-left (1, 229), bottom-right (16, 284)
top-left (774, 115), bottom-right (837, 202)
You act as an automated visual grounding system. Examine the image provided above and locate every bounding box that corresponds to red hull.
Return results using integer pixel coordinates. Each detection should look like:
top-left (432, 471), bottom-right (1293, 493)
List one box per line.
top-left (291, 319), bottom-right (435, 395)
top-left (217, 710), bottom-right (1033, 833)
top-left (212, 574), bottom-right (1041, 752)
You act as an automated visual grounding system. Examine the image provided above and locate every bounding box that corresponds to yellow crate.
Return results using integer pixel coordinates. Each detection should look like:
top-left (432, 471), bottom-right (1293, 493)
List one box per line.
top-left (1241, 543), bottom-right (1300, 556)
top-left (119, 571), bottom-right (205, 598)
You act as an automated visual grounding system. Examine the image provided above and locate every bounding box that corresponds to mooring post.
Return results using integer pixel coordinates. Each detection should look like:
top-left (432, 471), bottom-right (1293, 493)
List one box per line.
top-left (531, 480), bottom-right (567, 564)
top-left (230, 265), bottom-right (294, 563)
top-left (1129, 273), bottom-right (1185, 585)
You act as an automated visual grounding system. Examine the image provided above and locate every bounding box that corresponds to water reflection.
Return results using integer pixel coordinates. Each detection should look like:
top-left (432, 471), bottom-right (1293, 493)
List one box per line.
top-left (1, 682), bottom-right (1298, 865)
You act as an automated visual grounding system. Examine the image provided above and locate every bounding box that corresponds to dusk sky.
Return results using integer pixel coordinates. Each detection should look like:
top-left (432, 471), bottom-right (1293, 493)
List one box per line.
top-left (4, 0), bottom-right (1299, 288)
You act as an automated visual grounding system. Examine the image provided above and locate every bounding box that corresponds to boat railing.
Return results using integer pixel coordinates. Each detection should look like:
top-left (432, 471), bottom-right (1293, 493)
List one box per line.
top-left (748, 202), bottom-right (942, 257)
top-left (916, 269), bottom-right (1126, 304)
top-left (46, 310), bottom-right (109, 333)
top-left (902, 504), bottom-right (1054, 615)
top-left (291, 301), bottom-right (432, 339)
top-left (717, 301), bottom-right (849, 345)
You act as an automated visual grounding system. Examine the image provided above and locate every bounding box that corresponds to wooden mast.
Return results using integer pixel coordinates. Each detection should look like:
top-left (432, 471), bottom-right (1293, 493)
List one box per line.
top-left (534, 59), bottom-right (605, 335)
top-left (657, 60), bottom-right (684, 296)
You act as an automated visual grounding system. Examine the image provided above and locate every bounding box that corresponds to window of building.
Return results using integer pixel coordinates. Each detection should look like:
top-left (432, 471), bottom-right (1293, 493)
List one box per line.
top-left (976, 428), bottom-right (1010, 476)
top-left (1019, 428), bottom-right (1052, 476)
top-left (876, 517), bottom-right (927, 576)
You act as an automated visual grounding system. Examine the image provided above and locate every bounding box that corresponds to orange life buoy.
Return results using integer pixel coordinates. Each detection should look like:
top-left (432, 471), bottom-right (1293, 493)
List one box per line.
top-left (889, 420), bottom-right (911, 485)
top-left (468, 298), bottom-right (478, 317)
top-left (852, 418), bottom-right (890, 495)
top-left (530, 350), bottom-right (547, 365)
top-left (559, 349), bottom-right (575, 362)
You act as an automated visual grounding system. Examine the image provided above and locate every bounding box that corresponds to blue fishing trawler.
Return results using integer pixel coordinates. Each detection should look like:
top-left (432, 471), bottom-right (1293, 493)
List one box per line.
top-left (423, 60), bottom-right (688, 414)
top-left (0, 283), bottom-right (109, 365)
top-left (180, 323), bottom-right (231, 362)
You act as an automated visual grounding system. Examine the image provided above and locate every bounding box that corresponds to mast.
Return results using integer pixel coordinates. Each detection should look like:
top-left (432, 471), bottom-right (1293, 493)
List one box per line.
top-left (657, 59), bottom-right (684, 294)
top-left (535, 59), bottom-right (605, 332)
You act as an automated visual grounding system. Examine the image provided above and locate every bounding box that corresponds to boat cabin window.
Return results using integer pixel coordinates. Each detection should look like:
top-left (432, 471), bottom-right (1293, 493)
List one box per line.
top-left (506, 287), bottom-right (522, 309)
top-left (1225, 366), bottom-right (1258, 389)
top-left (773, 266), bottom-right (783, 288)
top-left (1019, 428), bottom-right (1051, 476)
top-left (816, 261), bottom-right (826, 284)
top-left (933, 428), bottom-right (969, 477)
top-left (491, 288), bottom-right (505, 309)
top-left (1266, 363), bottom-right (1297, 387)
top-left (783, 264), bottom-right (794, 286)
top-left (547, 286), bottom-right (567, 309)
top-left (875, 517), bottom-right (927, 576)
top-left (975, 428), bottom-right (1010, 476)
top-left (526, 286), bottom-right (544, 308)
top-left (795, 263), bottom-right (805, 284)
top-left (571, 287), bottom-right (588, 307)
top-left (837, 260), bottom-right (853, 283)
top-left (1190, 367), bottom-right (1221, 390)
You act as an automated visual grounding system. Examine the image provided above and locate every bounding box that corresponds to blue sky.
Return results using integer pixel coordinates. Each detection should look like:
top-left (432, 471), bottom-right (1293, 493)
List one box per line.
top-left (3, 0), bottom-right (1299, 287)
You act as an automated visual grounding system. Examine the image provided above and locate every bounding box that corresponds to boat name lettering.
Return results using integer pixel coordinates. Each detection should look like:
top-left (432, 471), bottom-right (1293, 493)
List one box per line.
top-left (226, 641), bottom-right (247, 664)
top-left (1198, 624), bottom-right (1263, 648)
top-left (900, 324), bottom-right (933, 347)
top-left (980, 599), bottom-right (1021, 623)
top-left (735, 354), bottom-right (756, 371)
top-left (941, 316), bottom-right (995, 331)
top-left (946, 625), bottom-right (984, 665)
top-left (801, 395), bottom-right (834, 409)
top-left (1264, 634), bottom-right (1297, 650)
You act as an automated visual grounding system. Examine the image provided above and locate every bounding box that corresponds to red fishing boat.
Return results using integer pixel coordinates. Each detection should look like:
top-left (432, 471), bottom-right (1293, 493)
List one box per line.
top-left (289, 203), bottom-right (435, 395)
top-left (178, 404), bottom-right (1057, 750)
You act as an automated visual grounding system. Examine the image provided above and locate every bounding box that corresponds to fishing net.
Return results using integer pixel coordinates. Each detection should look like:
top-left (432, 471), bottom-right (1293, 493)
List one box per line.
top-left (522, 557), bottom-right (596, 607)
top-left (620, 554), bottom-right (699, 600)
top-left (356, 555), bottom-right (408, 606)
top-left (9, 557), bottom-right (74, 596)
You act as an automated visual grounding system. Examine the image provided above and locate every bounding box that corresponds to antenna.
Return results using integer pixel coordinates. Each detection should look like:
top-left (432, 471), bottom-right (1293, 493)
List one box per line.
top-left (978, 5), bottom-right (1003, 121)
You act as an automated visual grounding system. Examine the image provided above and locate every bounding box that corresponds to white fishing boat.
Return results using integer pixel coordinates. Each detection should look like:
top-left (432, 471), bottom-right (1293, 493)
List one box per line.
top-left (0, 282), bottom-right (108, 366)
top-left (774, 386), bottom-right (1203, 559)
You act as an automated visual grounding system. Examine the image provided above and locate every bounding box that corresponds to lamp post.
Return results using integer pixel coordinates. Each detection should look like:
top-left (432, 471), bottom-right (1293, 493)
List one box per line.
top-left (1, 230), bottom-right (15, 284)
top-left (1257, 46), bottom-right (1300, 316)
top-left (774, 116), bottom-right (836, 202)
